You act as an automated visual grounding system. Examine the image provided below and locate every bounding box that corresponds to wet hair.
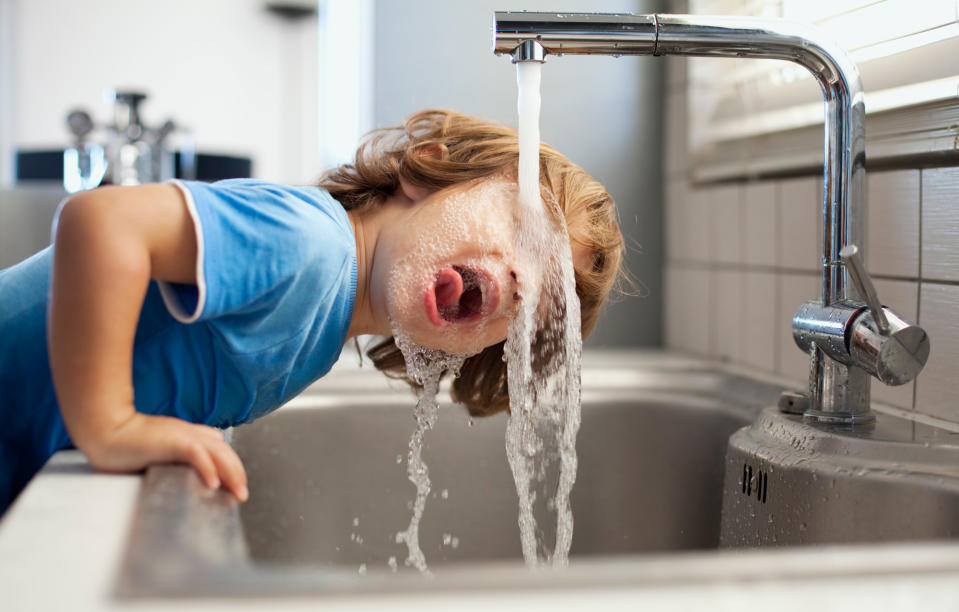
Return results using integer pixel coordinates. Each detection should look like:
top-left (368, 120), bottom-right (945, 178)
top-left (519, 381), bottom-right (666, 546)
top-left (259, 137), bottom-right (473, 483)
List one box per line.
top-left (318, 109), bottom-right (624, 417)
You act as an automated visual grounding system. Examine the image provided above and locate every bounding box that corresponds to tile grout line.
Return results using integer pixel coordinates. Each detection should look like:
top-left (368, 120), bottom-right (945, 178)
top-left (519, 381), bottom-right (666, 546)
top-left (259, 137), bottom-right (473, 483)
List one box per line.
top-left (661, 259), bottom-right (959, 286)
top-left (913, 168), bottom-right (923, 418)
top-left (773, 180), bottom-right (782, 375)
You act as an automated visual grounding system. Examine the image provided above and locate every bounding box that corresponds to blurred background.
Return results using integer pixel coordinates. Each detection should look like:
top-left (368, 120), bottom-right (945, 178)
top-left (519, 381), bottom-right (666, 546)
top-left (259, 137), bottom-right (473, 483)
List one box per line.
top-left (0, 0), bottom-right (664, 347)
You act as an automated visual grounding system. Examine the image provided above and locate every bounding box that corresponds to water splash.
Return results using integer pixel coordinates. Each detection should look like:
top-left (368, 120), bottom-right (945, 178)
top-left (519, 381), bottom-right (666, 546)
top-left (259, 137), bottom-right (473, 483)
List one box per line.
top-left (392, 330), bottom-right (468, 575)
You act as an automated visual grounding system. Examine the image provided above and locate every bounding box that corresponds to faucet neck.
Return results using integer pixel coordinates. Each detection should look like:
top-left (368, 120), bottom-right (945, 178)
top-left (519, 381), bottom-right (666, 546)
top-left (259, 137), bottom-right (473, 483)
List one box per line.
top-left (494, 12), bottom-right (869, 418)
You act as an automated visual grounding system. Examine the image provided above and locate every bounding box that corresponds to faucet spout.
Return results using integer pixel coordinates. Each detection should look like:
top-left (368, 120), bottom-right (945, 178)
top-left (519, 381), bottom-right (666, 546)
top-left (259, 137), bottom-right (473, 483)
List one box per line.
top-left (509, 39), bottom-right (547, 63)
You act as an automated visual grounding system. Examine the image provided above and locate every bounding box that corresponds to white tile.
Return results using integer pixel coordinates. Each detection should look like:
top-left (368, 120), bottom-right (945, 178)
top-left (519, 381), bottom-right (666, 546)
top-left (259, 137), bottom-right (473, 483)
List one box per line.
top-left (686, 267), bottom-right (712, 356)
top-left (685, 189), bottom-right (712, 264)
top-left (874, 278), bottom-right (919, 323)
top-left (742, 181), bottom-right (777, 268)
top-left (776, 272), bottom-right (819, 386)
top-left (710, 184), bottom-right (743, 265)
top-left (664, 180), bottom-right (687, 263)
top-left (664, 90), bottom-right (688, 180)
top-left (664, 265), bottom-right (685, 350)
top-left (664, 264), bottom-right (712, 356)
top-left (778, 177), bottom-right (820, 272)
top-left (915, 283), bottom-right (959, 423)
top-left (870, 279), bottom-right (919, 410)
top-left (713, 269), bottom-right (744, 363)
top-left (742, 270), bottom-right (777, 372)
top-left (922, 167), bottom-right (959, 283)
top-left (867, 170), bottom-right (919, 279)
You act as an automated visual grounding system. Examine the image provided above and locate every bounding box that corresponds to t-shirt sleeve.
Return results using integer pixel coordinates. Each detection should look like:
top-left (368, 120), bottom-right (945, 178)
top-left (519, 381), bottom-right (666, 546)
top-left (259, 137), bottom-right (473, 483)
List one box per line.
top-left (158, 179), bottom-right (351, 323)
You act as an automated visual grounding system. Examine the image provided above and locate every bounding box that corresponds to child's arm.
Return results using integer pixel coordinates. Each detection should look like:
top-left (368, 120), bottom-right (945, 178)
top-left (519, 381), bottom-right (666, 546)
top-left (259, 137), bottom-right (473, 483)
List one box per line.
top-left (48, 184), bottom-right (248, 502)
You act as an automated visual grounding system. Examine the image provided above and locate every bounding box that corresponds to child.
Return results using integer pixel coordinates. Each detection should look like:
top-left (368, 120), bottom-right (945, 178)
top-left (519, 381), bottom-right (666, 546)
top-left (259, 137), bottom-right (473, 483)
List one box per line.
top-left (0, 109), bottom-right (623, 514)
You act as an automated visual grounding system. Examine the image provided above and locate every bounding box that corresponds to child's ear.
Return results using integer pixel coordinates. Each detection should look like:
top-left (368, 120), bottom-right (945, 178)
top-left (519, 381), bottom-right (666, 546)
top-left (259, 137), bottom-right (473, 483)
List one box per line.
top-left (398, 143), bottom-right (449, 203)
top-left (398, 176), bottom-right (433, 203)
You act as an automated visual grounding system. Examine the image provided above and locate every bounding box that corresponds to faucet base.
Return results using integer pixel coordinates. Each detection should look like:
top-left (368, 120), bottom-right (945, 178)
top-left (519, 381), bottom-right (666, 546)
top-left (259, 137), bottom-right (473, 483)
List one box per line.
top-left (802, 408), bottom-right (876, 426)
top-left (721, 406), bottom-right (959, 548)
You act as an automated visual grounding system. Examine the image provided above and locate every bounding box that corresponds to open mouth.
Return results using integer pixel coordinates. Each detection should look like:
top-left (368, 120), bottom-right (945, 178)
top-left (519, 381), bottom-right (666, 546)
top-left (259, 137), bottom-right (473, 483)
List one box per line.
top-left (425, 265), bottom-right (500, 326)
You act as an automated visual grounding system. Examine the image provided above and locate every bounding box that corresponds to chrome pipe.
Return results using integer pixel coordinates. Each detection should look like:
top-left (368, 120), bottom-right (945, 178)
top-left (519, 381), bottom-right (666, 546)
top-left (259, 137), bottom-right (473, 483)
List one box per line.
top-left (493, 12), bottom-right (657, 57)
top-left (493, 12), bottom-right (871, 419)
top-left (494, 11), bottom-right (865, 308)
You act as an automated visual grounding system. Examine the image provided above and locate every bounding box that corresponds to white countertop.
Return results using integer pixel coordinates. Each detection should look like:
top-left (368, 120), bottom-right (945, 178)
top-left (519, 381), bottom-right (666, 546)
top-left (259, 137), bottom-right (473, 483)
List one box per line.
top-left (3, 350), bottom-right (959, 611)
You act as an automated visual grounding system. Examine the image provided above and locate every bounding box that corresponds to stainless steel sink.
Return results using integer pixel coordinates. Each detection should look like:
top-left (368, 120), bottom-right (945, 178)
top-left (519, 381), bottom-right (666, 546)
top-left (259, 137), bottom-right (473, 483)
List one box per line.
top-left (114, 356), bottom-right (959, 598)
top-left (721, 406), bottom-right (959, 547)
top-left (233, 395), bottom-right (754, 569)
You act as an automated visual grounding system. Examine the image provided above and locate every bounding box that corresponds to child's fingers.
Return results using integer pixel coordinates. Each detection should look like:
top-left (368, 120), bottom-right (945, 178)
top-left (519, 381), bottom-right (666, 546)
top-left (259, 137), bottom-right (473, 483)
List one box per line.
top-left (178, 438), bottom-right (220, 490)
top-left (207, 438), bottom-right (249, 502)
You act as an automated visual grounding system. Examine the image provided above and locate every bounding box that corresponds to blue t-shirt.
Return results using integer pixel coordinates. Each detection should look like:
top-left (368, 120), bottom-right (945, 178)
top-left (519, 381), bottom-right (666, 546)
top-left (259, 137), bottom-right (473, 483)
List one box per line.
top-left (0, 179), bottom-right (357, 513)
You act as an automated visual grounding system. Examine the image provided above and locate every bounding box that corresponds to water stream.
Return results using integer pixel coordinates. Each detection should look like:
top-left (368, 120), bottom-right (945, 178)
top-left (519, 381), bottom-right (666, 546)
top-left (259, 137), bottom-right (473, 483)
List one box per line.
top-left (391, 59), bottom-right (582, 572)
top-left (505, 60), bottom-right (583, 567)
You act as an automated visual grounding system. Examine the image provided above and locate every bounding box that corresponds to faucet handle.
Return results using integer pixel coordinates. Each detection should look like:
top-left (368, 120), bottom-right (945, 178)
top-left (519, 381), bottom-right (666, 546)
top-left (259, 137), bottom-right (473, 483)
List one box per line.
top-left (840, 244), bottom-right (889, 334)
top-left (837, 244), bottom-right (930, 386)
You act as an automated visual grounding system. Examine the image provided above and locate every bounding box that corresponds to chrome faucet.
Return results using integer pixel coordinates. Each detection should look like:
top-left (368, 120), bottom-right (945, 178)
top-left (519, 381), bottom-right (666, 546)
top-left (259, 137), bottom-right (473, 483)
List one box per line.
top-left (64, 90), bottom-right (196, 192)
top-left (492, 12), bottom-right (930, 424)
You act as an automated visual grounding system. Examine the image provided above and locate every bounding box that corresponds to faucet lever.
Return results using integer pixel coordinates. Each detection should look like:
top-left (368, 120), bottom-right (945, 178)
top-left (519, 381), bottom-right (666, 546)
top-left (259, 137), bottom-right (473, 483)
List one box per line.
top-left (840, 245), bottom-right (889, 335)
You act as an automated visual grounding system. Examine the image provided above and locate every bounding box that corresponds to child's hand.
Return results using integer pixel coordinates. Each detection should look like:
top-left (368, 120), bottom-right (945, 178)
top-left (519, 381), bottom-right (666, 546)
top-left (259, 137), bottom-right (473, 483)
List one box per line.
top-left (86, 412), bottom-right (249, 502)
top-left (47, 186), bottom-right (248, 503)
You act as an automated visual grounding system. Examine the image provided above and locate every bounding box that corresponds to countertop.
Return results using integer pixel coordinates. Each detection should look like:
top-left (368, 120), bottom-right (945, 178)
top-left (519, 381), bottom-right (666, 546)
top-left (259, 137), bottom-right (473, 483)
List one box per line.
top-left (2, 350), bottom-right (959, 611)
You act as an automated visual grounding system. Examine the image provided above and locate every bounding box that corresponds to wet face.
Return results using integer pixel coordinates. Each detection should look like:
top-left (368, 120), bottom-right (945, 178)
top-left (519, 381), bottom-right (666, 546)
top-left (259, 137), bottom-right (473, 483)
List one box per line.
top-left (370, 178), bottom-right (546, 355)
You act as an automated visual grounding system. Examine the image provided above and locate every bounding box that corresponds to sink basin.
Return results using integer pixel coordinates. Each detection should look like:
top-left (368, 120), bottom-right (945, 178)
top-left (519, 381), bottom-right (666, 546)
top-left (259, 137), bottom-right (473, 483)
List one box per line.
top-left (233, 394), bottom-right (753, 569)
top-left (113, 356), bottom-right (959, 599)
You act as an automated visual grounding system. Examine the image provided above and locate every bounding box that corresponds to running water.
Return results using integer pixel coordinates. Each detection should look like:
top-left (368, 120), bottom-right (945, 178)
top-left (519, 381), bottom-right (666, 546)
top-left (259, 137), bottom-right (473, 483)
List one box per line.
top-left (516, 61), bottom-right (542, 214)
top-left (387, 60), bottom-right (582, 573)
top-left (505, 60), bottom-right (583, 567)
top-left (393, 330), bottom-right (468, 575)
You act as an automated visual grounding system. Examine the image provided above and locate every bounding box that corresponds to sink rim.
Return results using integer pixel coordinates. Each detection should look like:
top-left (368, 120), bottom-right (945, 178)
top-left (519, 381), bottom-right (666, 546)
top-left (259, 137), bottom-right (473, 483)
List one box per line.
top-left (115, 464), bottom-right (959, 599)
top-left (116, 376), bottom-right (782, 599)
top-left (114, 364), bottom-right (959, 599)
top-left (741, 406), bottom-right (959, 480)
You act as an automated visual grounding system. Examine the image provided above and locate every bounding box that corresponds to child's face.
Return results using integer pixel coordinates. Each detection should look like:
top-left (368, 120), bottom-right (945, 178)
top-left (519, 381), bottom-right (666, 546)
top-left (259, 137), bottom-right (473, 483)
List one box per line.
top-left (372, 178), bottom-right (555, 355)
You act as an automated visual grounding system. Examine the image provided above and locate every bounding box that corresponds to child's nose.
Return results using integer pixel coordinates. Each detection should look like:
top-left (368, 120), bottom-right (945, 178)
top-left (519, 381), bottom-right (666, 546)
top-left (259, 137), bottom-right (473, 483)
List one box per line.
top-left (510, 270), bottom-right (520, 301)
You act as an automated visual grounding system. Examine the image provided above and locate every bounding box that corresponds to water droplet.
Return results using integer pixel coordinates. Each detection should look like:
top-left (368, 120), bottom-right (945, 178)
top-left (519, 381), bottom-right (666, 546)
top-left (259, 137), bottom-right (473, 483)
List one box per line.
top-left (358, 563), bottom-right (367, 575)
top-left (441, 489), bottom-right (449, 499)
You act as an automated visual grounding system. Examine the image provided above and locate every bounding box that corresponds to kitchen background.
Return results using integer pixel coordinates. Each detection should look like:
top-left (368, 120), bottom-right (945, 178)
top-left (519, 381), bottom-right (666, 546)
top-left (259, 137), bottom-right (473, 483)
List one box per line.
top-left (1, 0), bottom-right (958, 422)
top-left (0, 0), bottom-right (662, 347)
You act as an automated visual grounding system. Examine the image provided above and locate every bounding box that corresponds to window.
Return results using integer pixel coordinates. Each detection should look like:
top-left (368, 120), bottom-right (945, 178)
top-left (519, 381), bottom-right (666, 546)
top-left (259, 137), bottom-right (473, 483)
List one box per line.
top-left (687, 0), bottom-right (959, 180)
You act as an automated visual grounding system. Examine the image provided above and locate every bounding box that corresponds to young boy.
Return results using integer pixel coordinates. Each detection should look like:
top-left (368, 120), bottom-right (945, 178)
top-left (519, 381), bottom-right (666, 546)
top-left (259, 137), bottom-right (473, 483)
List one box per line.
top-left (0, 109), bottom-right (623, 514)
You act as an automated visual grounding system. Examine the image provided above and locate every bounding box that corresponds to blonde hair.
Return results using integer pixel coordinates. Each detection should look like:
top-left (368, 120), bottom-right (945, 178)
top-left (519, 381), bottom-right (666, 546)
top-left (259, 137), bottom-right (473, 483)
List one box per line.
top-left (319, 109), bottom-right (623, 417)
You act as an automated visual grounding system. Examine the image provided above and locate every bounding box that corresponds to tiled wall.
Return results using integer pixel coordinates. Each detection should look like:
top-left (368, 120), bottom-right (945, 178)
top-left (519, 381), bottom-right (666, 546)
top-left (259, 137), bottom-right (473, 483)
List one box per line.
top-left (663, 56), bottom-right (959, 424)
